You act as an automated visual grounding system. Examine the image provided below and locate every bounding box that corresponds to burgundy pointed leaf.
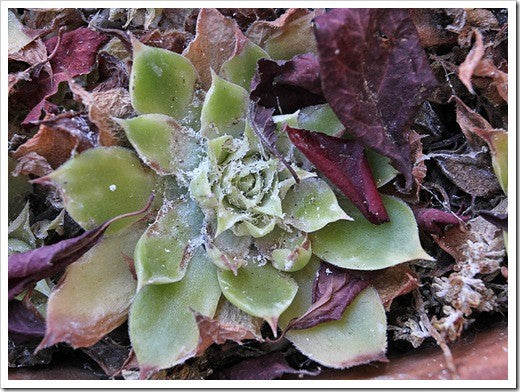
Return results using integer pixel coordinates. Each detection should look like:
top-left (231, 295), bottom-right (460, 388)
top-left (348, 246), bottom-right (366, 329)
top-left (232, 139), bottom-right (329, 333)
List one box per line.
top-left (250, 54), bottom-right (325, 114)
top-left (313, 9), bottom-right (438, 189)
top-left (8, 195), bottom-right (153, 300)
top-left (284, 263), bottom-right (369, 331)
top-left (286, 126), bottom-right (389, 224)
top-left (8, 300), bottom-right (46, 344)
top-left (213, 351), bottom-right (320, 380)
top-left (413, 207), bottom-right (469, 235)
top-left (248, 102), bottom-right (299, 182)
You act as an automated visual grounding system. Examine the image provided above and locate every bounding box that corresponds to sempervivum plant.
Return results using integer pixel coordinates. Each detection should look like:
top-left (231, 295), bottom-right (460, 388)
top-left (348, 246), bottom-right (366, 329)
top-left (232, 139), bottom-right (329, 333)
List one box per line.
top-left (9, 8), bottom-right (452, 379)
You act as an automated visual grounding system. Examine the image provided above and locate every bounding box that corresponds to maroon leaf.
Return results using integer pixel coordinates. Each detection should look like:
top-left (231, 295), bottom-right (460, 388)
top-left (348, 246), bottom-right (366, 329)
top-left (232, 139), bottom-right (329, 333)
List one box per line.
top-left (284, 263), bottom-right (369, 331)
top-left (213, 351), bottom-right (320, 380)
top-left (286, 126), bottom-right (389, 224)
top-left (19, 28), bottom-right (106, 125)
top-left (8, 196), bottom-right (153, 300)
top-left (477, 211), bottom-right (508, 231)
top-left (44, 27), bottom-right (107, 77)
top-left (413, 207), bottom-right (469, 235)
top-left (250, 54), bottom-right (325, 114)
top-left (8, 300), bottom-right (46, 344)
top-left (313, 9), bottom-right (438, 189)
top-left (248, 102), bottom-right (299, 182)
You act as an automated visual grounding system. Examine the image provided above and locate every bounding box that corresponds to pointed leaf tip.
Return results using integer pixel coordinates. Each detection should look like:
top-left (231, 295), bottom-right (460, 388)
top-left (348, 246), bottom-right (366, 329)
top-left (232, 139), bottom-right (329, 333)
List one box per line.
top-left (286, 126), bottom-right (389, 224)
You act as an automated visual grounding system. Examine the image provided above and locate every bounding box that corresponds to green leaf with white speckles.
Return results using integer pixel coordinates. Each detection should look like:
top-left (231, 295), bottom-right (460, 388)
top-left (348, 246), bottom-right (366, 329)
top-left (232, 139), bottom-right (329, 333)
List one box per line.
top-left (279, 257), bottom-right (387, 369)
top-left (310, 195), bottom-right (433, 270)
top-left (217, 262), bottom-right (298, 334)
top-left (130, 37), bottom-right (197, 120)
top-left (44, 147), bottom-right (157, 233)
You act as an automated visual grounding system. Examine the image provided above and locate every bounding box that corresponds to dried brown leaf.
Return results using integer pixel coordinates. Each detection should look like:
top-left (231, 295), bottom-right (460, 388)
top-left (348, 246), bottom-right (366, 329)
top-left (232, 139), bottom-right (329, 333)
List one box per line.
top-left (370, 265), bottom-right (419, 311)
top-left (458, 29), bottom-right (485, 94)
top-left (184, 8), bottom-right (246, 89)
top-left (195, 300), bottom-right (263, 356)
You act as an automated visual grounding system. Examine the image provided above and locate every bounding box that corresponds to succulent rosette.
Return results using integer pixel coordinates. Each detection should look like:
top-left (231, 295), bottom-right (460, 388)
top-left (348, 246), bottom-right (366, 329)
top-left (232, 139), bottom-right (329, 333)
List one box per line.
top-left (14, 9), bottom-right (443, 378)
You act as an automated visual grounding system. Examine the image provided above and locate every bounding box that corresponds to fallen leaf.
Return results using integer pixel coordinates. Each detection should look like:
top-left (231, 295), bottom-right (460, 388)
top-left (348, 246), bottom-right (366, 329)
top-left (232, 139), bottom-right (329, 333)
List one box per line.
top-left (8, 299), bottom-right (46, 344)
top-left (92, 52), bottom-right (129, 92)
top-left (413, 207), bottom-right (469, 235)
top-left (219, 8), bottom-right (280, 31)
top-left (11, 152), bottom-right (53, 178)
top-left (18, 28), bottom-right (107, 124)
top-left (139, 29), bottom-right (189, 54)
top-left (213, 351), bottom-right (319, 380)
top-left (283, 263), bottom-right (369, 332)
top-left (82, 337), bottom-right (131, 377)
top-left (248, 102), bottom-right (298, 181)
top-left (473, 58), bottom-right (508, 103)
top-left (477, 211), bottom-right (507, 231)
top-left (45, 27), bottom-right (107, 77)
top-left (458, 29), bottom-right (485, 94)
top-left (433, 199), bottom-right (507, 262)
top-left (313, 9), bottom-right (438, 189)
top-left (370, 265), bottom-right (419, 310)
top-left (184, 8), bottom-right (246, 89)
top-left (246, 8), bottom-right (309, 47)
top-left (195, 300), bottom-right (263, 355)
top-left (8, 195), bottom-right (153, 300)
top-left (69, 81), bottom-right (134, 146)
top-left (12, 113), bottom-right (97, 169)
top-left (9, 37), bottom-right (52, 78)
top-left (435, 153), bottom-right (501, 197)
top-left (286, 126), bottom-right (389, 224)
top-left (250, 55), bottom-right (325, 114)
top-left (409, 9), bottom-right (458, 47)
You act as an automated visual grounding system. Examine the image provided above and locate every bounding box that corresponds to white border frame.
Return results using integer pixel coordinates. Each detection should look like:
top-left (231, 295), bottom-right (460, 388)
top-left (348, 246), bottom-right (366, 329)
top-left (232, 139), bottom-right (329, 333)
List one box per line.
top-left (1, 1), bottom-right (516, 389)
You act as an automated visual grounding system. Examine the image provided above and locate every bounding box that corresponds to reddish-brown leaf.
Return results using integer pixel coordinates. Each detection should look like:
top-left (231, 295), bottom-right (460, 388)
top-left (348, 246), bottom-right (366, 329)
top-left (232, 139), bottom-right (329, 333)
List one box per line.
top-left (213, 351), bottom-right (319, 380)
top-left (250, 55), bottom-right (324, 114)
top-left (413, 207), bottom-right (469, 235)
top-left (8, 196), bottom-right (153, 300)
top-left (283, 263), bottom-right (369, 331)
top-left (286, 126), bottom-right (389, 224)
top-left (458, 29), bottom-right (485, 94)
top-left (12, 113), bottom-right (97, 169)
top-left (313, 9), bottom-right (438, 189)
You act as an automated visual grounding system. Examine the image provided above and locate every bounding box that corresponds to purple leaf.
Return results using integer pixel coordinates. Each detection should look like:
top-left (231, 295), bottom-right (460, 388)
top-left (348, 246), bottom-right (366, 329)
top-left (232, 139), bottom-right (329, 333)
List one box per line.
top-left (284, 263), bottom-right (369, 331)
top-left (477, 211), bottom-right (508, 231)
top-left (213, 351), bottom-right (320, 380)
top-left (248, 102), bottom-right (299, 182)
top-left (250, 54), bottom-right (325, 114)
top-left (8, 300), bottom-right (46, 344)
top-left (8, 195), bottom-right (153, 300)
top-left (413, 207), bottom-right (469, 235)
top-left (286, 126), bottom-right (389, 224)
top-left (313, 9), bottom-right (438, 190)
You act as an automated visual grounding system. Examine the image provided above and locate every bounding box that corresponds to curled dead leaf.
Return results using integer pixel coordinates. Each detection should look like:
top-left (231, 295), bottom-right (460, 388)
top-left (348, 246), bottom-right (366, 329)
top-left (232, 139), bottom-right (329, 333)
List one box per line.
top-left (194, 300), bottom-right (263, 356)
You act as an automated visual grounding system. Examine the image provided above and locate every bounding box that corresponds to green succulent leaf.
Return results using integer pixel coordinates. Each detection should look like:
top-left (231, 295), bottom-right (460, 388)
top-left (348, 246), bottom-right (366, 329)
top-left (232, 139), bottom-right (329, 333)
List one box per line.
top-left (200, 71), bottom-right (249, 139)
top-left (310, 195), bottom-right (433, 270)
top-left (38, 222), bottom-right (143, 349)
top-left (130, 37), bottom-right (197, 119)
top-left (134, 197), bottom-right (204, 289)
top-left (129, 247), bottom-right (221, 376)
top-left (45, 147), bottom-right (157, 232)
top-left (282, 177), bottom-right (351, 232)
top-left (206, 230), bottom-right (250, 273)
top-left (217, 262), bottom-right (298, 333)
top-left (221, 41), bottom-right (269, 90)
top-left (489, 131), bottom-right (508, 194)
top-left (279, 257), bottom-right (387, 369)
top-left (255, 226), bottom-right (312, 272)
top-left (8, 238), bottom-right (32, 256)
top-left (120, 114), bottom-right (202, 176)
